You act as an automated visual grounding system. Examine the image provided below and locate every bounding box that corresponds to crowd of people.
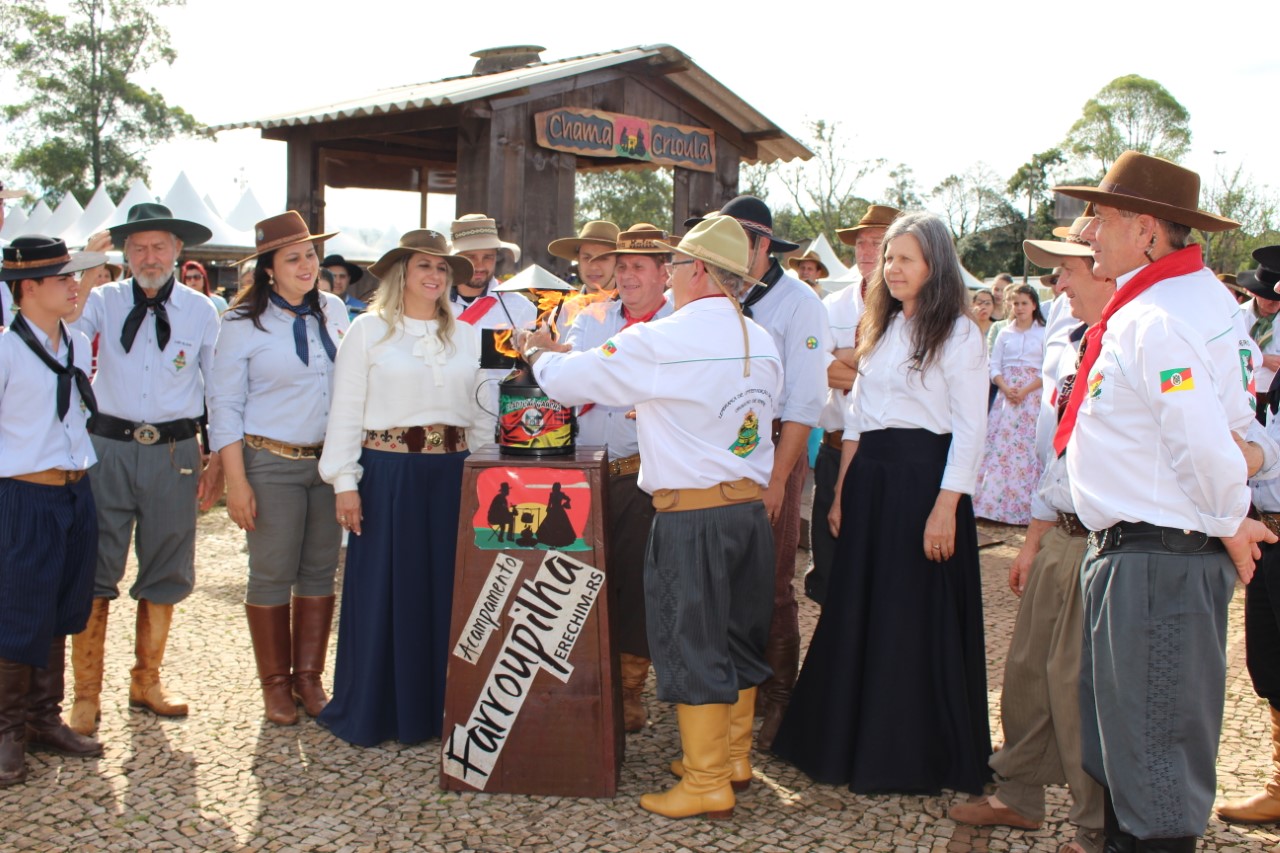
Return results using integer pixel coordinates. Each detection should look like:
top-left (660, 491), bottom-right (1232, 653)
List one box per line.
top-left (3, 150), bottom-right (1280, 851)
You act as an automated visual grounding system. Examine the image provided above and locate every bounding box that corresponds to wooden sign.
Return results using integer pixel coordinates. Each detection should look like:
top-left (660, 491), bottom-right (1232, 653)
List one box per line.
top-left (534, 108), bottom-right (716, 173)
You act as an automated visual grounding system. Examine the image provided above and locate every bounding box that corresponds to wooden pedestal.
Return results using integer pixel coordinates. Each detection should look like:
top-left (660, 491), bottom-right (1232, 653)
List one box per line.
top-left (439, 446), bottom-right (623, 797)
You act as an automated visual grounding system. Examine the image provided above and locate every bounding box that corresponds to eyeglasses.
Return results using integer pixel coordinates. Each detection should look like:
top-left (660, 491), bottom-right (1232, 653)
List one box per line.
top-left (663, 260), bottom-right (694, 273)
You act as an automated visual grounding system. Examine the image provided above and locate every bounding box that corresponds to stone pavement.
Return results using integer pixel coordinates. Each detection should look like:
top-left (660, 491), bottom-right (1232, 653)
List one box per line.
top-left (2, 512), bottom-right (1279, 852)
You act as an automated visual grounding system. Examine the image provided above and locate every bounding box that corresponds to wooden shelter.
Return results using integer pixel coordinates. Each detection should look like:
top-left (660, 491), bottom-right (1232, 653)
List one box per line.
top-left (209, 44), bottom-right (810, 274)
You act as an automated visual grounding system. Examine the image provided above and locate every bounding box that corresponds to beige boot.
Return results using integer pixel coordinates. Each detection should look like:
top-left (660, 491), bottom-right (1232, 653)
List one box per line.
top-left (68, 598), bottom-right (109, 735)
top-left (619, 653), bottom-right (650, 733)
top-left (128, 601), bottom-right (189, 716)
top-left (670, 686), bottom-right (755, 791)
top-left (640, 703), bottom-right (734, 819)
top-left (1217, 705), bottom-right (1280, 824)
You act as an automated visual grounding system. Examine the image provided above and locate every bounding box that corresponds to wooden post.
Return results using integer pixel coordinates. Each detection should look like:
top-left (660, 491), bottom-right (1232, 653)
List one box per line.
top-left (286, 133), bottom-right (322, 231)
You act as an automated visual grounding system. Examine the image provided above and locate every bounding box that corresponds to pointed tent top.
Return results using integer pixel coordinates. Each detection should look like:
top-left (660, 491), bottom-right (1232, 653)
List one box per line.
top-left (22, 200), bottom-right (55, 235)
top-left (160, 171), bottom-right (253, 248)
top-left (494, 264), bottom-right (570, 292)
top-left (792, 233), bottom-right (849, 280)
top-left (225, 187), bottom-right (268, 231)
top-left (0, 204), bottom-right (30, 242)
top-left (106, 179), bottom-right (159, 227)
top-left (321, 230), bottom-right (380, 264)
top-left (203, 194), bottom-right (222, 218)
top-left (61, 184), bottom-right (117, 248)
top-left (44, 192), bottom-right (85, 239)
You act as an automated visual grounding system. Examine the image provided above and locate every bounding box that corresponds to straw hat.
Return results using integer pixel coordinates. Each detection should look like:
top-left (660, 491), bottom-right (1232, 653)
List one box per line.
top-left (369, 229), bottom-right (473, 283)
top-left (1039, 268), bottom-right (1061, 288)
top-left (1053, 151), bottom-right (1238, 233)
top-left (671, 215), bottom-right (761, 285)
top-left (836, 205), bottom-right (902, 245)
top-left (547, 220), bottom-right (620, 260)
top-left (449, 214), bottom-right (521, 264)
top-left (108, 202), bottom-right (213, 249)
top-left (237, 211), bottom-right (338, 265)
top-left (1022, 215), bottom-right (1095, 269)
top-left (786, 249), bottom-right (829, 278)
top-left (1, 235), bottom-right (107, 282)
top-left (600, 223), bottom-right (673, 257)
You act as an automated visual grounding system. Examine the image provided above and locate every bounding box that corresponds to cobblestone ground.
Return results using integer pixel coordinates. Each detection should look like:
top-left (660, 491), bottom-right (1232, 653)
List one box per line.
top-left (2, 512), bottom-right (1279, 852)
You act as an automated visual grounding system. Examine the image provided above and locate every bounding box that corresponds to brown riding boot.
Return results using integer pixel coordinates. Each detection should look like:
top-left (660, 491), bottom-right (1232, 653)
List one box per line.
top-left (1217, 705), bottom-right (1280, 824)
top-left (128, 600), bottom-right (189, 716)
top-left (68, 598), bottom-right (109, 735)
top-left (671, 686), bottom-right (756, 791)
top-left (619, 653), bottom-right (650, 732)
top-left (290, 595), bottom-right (334, 718)
top-left (246, 604), bottom-right (298, 726)
top-left (0, 657), bottom-right (32, 788)
top-left (755, 632), bottom-right (799, 751)
top-left (26, 636), bottom-right (102, 757)
top-left (641, 703), bottom-right (735, 819)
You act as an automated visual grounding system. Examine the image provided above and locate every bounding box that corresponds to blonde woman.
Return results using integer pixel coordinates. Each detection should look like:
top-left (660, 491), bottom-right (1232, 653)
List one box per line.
top-left (317, 230), bottom-right (490, 746)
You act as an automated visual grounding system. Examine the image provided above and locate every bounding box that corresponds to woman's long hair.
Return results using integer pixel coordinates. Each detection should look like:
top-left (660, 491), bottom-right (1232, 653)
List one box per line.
top-left (1009, 283), bottom-right (1046, 326)
top-left (369, 254), bottom-right (456, 350)
top-left (854, 211), bottom-right (969, 372)
top-left (227, 248), bottom-right (330, 335)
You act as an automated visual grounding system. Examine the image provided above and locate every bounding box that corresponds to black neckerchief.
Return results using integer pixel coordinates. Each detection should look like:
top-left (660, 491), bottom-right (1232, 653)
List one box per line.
top-left (10, 313), bottom-right (97, 421)
top-left (452, 282), bottom-right (490, 306)
top-left (121, 276), bottom-right (175, 352)
top-left (741, 259), bottom-right (784, 318)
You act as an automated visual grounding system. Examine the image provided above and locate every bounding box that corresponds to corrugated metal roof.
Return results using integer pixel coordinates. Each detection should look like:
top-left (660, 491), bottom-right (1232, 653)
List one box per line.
top-left (208, 44), bottom-right (810, 164)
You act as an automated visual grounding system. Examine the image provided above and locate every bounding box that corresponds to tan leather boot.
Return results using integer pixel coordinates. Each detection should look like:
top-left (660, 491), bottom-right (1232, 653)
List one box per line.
top-left (68, 598), bottom-right (109, 736)
top-left (128, 601), bottom-right (189, 716)
top-left (290, 595), bottom-right (334, 718)
top-left (640, 703), bottom-right (734, 819)
top-left (26, 636), bottom-right (103, 757)
top-left (670, 686), bottom-right (755, 791)
top-left (246, 604), bottom-right (298, 726)
top-left (619, 653), bottom-right (650, 733)
top-left (1217, 705), bottom-right (1280, 824)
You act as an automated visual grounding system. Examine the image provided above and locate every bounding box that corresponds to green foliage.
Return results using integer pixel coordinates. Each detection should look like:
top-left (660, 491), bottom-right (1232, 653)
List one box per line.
top-left (956, 195), bottom-right (1027, 279)
top-left (883, 164), bottom-right (923, 210)
top-left (1062, 75), bottom-right (1191, 176)
top-left (574, 167), bottom-right (673, 233)
top-left (774, 120), bottom-right (883, 258)
top-left (0, 0), bottom-right (198, 203)
top-left (1200, 163), bottom-right (1280, 274)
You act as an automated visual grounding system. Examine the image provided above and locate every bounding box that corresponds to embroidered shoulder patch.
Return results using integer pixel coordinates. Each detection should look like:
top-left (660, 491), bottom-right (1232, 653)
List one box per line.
top-left (729, 410), bottom-right (761, 457)
top-left (805, 336), bottom-right (818, 350)
top-left (600, 340), bottom-right (618, 357)
top-left (1159, 367), bottom-right (1194, 393)
top-left (1088, 371), bottom-right (1103, 399)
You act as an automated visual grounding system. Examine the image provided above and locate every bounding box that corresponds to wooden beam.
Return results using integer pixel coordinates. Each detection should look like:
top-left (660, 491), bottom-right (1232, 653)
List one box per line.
top-left (264, 106), bottom-right (463, 143)
top-left (286, 138), bottom-right (322, 231)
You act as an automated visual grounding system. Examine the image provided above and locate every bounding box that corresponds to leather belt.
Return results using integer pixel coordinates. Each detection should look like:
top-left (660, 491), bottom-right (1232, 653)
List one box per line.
top-left (245, 434), bottom-right (322, 460)
top-left (822, 430), bottom-right (844, 451)
top-left (363, 425), bottom-right (466, 454)
top-left (652, 478), bottom-right (762, 513)
top-left (1087, 520), bottom-right (1223, 555)
top-left (91, 413), bottom-right (198, 445)
top-left (1056, 511), bottom-right (1089, 538)
top-left (6, 468), bottom-right (87, 486)
top-left (609, 453), bottom-right (641, 477)
top-left (1256, 509), bottom-right (1280, 539)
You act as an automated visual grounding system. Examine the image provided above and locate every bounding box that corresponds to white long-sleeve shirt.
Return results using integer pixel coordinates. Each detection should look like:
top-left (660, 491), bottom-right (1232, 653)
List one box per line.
top-left (989, 321), bottom-right (1046, 381)
top-left (817, 283), bottom-right (863, 431)
top-left (0, 322), bottom-right (96, 475)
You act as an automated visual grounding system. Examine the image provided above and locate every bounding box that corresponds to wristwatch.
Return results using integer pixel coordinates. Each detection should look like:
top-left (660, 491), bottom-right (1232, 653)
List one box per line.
top-left (522, 345), bottom-right (544, 362)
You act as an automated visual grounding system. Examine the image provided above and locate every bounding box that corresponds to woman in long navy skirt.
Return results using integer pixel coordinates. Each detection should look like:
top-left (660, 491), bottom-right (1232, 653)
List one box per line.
top-left (771, 212), bottom-right (992, 795)
top-left (318, 230), bottom-right (490, 746)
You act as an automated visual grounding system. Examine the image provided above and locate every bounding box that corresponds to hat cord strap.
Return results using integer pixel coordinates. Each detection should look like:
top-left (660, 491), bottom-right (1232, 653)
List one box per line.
top-left (707, 270), bottom-right (751, 377)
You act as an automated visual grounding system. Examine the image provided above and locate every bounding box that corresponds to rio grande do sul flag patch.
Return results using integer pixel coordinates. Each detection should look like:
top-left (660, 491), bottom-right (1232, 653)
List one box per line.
top-left (1159, 367), bottom-right (1194, 393)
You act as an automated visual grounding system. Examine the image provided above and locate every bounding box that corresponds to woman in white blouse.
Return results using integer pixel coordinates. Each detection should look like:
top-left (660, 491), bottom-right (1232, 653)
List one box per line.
top-left (317, 229), bottom-right (489, 747)
top-left (771, 212), bottom-right (993, 797)
top-left (211, 211), bottom-right (350, 726)
top-left (973, 284), bottom-right (1046, 524)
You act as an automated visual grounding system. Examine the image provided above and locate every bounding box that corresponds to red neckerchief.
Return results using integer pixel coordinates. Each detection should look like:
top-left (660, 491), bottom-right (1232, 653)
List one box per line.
top-left (458, 295), bottom-right (497, 324)
top-left (580, 301), bottom-right (667, 416)
top-left (1053, 245), bottom-right (1205, 455)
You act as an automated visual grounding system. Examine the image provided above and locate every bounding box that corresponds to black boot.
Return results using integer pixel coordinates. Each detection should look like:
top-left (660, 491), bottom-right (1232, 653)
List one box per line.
top-left (0, 657), bottom-right (32, 787)
top-left (26, 636), bottom-right (103, 757)
top-left (1134, 838), bottom-right (1196, 852)
top-left (1103, 788), bottom-right (1138, 853)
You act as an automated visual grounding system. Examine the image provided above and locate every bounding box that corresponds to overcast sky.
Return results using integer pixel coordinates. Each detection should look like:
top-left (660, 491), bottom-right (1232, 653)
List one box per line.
top-left (71, 0), bottom-right (1280, 237)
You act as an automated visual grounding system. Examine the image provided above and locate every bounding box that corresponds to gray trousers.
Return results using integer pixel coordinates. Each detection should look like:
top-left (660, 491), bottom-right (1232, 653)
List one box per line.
top-left (991, 526), bottom-right (1103, 846)
top-left (90, 434), bottom-right (200, 605)
top-left (242, 446), bottom-right (341, 606)
top-left (644, 501), bottom-right (774, 705)
top-left (1079, 541), bottom-right (1235, 840)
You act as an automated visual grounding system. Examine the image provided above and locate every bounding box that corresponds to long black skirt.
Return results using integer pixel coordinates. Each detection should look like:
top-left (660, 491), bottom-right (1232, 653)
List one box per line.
top-left (771, 428), bottom-right (991, 795)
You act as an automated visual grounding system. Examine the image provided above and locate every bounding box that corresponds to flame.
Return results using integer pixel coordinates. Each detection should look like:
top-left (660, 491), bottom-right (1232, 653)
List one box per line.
top-left (558, 289), bottom-right (613, 328)
top-left (493, 327), bottom-right (519, 358)
top-left (531, 289), bottom-right (571, 339)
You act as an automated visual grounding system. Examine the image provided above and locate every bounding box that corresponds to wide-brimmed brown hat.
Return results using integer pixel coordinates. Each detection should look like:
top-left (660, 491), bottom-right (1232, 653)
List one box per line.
top-left (786, 249), bottom-right (829, 278)
top-left (1040, 268), bottom-right (1061, 288)
top-left (1023, 216), bottom-right (1095, 269)
top-left (836, 204), bottom-right (902, 245)
top-left (108, 202), bottom-right (213, 249)
top-left (0, 181), bottom-right (28, 201)
top-left (547, 220), bottom-right (620, 260)
top-left (370, 229), bottom-right (473, 283)
top-left (1, 235), bottom-right (107, 282)
top-left (449, 214), bottom-right (520, 264)
top-left (237, 211), bottom-right (337, 265)
top-left (1053, 151), bottom-right (1238, 233)
top-left (599, 223), bottom-right (674, 258)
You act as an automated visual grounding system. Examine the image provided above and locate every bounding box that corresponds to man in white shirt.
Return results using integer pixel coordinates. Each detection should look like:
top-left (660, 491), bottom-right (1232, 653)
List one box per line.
top-left (1238, 268), bottom-right (1280, 423)
top-left (1055, 152), bottom-right (1277, 849)
top-left (806, 204), bottom-right (900, 604)
top-left (0, 236), bottom-right (107, 787)
top-left (68, 203), bottom-right (222, 733)
top-left (548, 220), bottom-right (619, 295)
top-left (523, 215), bottom-right (783, 820)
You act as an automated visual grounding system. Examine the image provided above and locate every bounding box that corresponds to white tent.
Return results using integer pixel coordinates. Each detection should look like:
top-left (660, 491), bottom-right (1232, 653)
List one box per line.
top-left (160, 172), bottom-right (253, 248)
top-left (22, 200), bottom-right (54, 235)
top-left (107, 179), bottom-right (158, 226)
top-left (203, 194), bottom-right (222, 218)
top-left (0, 204), bottom-right (29, 242)
top-left (43, 192), bottom-right (84, 240)
top-left (795, 233), bottom-right (849, 280)
top-left (225, 187), bottom-right (268, 231)
top-left (60, 184), bottom-right (116, 248)
top-left (374, 225), bottom-right (402, 254)
top-left (323, 230), bottom-right (380, 263)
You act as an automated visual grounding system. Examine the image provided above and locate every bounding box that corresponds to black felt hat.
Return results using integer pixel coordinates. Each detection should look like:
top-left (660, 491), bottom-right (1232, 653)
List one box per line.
top-left (320, 254), bottom-right (365, 285)
top-left (108, 202), bottom-right (213, 249)
top-left (683, 195), bottom-right (799, 253)
top-left (1, 235), bottom-right (107, 282)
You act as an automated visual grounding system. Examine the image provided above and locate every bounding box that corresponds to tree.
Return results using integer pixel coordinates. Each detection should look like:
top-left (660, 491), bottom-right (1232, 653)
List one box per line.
top-left (1200, 163), bottom-right (1280, 274)
top-left (883, 164), bottom-right (923, 210)
top-left (0, 0), bottom-right (198, 203)
top-left (1007, 147), bottom-right (1066, 279)
top-left (574, 167), bottom-right (673, 233)
top-left (1062, 75), bottom-right (1191, 176)
top-left (930, 164), bottom-right (1010, 240)
top-left (774, 120), bottom-right (883, 250)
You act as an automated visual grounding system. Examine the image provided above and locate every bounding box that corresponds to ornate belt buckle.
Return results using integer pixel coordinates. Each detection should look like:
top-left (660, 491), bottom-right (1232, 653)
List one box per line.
top-left (426, 430), bottom-right (444, 449)
top-left (134, 423), bottom-right (161, 445)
